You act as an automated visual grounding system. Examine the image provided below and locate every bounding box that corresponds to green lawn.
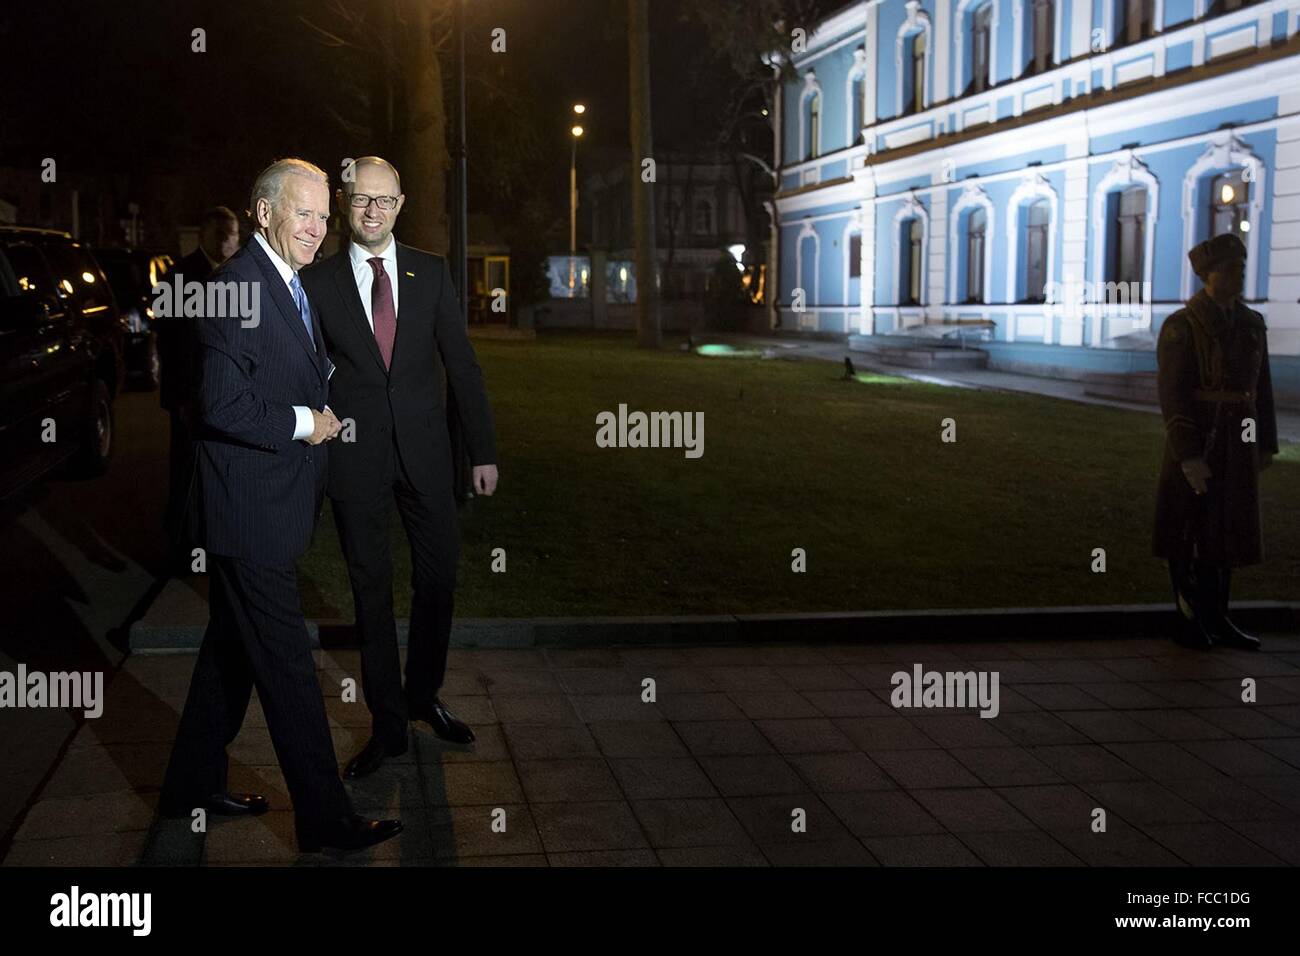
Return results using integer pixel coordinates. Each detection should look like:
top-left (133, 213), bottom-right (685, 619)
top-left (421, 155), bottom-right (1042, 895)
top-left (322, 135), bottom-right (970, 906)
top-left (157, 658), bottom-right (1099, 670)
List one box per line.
top-left (297, 331), bottom-right (1300, 618)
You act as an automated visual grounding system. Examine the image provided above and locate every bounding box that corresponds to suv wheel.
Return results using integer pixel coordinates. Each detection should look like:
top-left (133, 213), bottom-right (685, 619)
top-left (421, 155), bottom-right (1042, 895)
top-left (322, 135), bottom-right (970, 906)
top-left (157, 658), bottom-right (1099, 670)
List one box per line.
top-left (72, 379), bottom-right (113, 478)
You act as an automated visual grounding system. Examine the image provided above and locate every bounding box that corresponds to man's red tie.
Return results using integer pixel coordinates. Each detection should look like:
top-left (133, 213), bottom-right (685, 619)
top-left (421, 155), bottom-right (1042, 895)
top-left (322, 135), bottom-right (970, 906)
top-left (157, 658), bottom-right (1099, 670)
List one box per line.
top-left (369, 257), bottom-right (397, 370)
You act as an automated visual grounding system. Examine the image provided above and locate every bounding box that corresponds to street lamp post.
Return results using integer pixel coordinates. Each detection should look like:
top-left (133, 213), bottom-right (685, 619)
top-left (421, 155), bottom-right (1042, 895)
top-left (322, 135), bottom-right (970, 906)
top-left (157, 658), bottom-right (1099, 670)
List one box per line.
top-left (569, 104), bottom-right (585, 294)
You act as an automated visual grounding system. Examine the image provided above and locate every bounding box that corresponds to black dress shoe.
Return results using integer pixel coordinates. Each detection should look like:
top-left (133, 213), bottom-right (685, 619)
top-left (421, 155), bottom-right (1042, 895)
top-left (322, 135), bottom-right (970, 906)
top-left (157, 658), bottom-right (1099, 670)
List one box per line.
top-left (297, 814), bottom-right (403, 853)
top-left (160, 791), bottom-right (269, 819)
top-left (1211, 615), bottom-right (1262, 650)
top-left (410, 697), bottom-right (475, 744)
top-left (343, 736), bottom-right (408, 779)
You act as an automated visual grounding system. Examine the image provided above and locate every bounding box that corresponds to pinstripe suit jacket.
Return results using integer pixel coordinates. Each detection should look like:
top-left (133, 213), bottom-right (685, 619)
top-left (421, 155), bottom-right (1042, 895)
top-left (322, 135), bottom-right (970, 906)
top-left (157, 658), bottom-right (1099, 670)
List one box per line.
top-left (189, 237), bottom-right (331, 565)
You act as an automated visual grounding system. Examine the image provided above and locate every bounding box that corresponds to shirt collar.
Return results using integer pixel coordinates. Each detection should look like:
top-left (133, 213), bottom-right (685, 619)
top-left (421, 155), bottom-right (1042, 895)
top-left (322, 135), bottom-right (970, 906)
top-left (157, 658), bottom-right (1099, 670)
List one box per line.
top-left (349, 236), bottom-right (397, 272)
top-left (252, 231), bottom-right (297, 289)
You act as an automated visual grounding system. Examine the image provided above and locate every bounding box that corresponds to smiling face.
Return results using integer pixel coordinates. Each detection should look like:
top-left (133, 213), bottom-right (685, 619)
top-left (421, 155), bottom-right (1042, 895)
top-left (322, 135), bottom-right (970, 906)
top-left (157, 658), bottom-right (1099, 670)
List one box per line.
top-left (341, 162), bottom-right (404, 253)
top-left (256, 174), bottom-right (330, 270)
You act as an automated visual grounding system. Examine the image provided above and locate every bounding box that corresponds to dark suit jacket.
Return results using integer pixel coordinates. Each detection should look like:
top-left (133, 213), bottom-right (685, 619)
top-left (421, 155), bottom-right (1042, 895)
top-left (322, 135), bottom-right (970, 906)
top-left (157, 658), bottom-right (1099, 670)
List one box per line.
top-left (157, 247), bottom-right (214, 412)
top-left (189, 238), bottom-right (331, 565)
top-left (301, 242), bottom-right (496, 501)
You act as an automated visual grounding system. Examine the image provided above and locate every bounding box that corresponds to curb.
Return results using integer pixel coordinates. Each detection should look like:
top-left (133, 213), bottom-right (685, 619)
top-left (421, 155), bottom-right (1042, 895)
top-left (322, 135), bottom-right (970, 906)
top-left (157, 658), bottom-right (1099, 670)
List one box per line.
top-left (129, 601), bottom-right (1299, 652)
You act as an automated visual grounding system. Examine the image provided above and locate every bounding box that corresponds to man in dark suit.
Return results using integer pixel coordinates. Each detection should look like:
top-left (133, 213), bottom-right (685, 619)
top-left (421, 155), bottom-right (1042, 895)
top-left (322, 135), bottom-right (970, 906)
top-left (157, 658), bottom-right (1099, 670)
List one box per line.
top-left (160, 158), bottom-right (402, 853)
top-left (157, 206), bottom-right (240, 560)
top-left (301, 156), bottom-right (497, 778)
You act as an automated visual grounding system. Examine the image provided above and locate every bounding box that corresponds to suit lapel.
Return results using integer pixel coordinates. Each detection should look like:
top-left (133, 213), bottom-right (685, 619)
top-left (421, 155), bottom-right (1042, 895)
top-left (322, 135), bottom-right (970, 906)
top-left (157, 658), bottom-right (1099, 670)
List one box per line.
top-left (332, 249), bottom-right (387, 374)
top-left (247, 238), bottom-right (322, 380)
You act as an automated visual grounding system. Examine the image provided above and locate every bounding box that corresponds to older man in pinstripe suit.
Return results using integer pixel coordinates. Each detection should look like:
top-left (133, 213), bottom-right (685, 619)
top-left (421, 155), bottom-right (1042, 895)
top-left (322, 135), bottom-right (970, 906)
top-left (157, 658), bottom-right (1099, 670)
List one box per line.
top-left (159, 158), bottom-right (401, 854)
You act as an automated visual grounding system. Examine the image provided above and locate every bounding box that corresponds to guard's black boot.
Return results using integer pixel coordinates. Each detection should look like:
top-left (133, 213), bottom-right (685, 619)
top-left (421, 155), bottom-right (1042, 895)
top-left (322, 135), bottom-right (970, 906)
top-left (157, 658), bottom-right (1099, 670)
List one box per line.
top-left (1169, 559), bottom-right (1214, 650)
top-left (1209, 566), bottom-right (1261, 650)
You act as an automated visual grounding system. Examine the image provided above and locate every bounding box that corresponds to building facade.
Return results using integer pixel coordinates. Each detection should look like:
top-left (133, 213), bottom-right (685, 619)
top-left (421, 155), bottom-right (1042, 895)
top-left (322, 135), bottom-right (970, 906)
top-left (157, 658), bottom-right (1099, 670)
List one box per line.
top-left (585, 151), bottom-right (768, 300)
top-left (772, 0), bottom-right (1300, 386)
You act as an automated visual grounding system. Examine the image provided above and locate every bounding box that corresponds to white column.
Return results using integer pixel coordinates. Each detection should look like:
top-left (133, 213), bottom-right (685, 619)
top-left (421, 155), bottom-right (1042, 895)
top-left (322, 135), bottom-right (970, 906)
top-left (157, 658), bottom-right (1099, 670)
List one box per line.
top-left (1070, 0), bottom-right (1093, 58)
top-left (864, 2), bottom-right (879, 126)
top-left (1268, 108), bottom-right (1300, 354)
top-left (1059, 158), bottom-right (1089, 347)
top-left (935, 0), bottom-right (952, 103)
top-left (854, 166), bottom-right (878, 334)
top-left (927, 182), bottom-right (948, 318)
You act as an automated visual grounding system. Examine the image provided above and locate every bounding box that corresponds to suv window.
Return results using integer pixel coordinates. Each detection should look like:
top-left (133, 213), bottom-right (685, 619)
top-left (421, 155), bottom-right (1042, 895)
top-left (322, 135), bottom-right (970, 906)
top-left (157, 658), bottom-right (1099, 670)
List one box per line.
top-left (42, 243), bottom-right (116, 315)
top-left (0, 242), bottom-right (58, 299)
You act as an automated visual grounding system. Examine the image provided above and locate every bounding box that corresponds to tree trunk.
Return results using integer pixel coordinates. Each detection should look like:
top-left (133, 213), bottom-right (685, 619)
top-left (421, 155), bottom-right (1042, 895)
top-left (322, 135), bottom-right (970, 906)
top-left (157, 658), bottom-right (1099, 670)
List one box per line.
top-left (628, 0), bottom-right (661, 348)
top-left (394, 0), bottom-right (450, 254)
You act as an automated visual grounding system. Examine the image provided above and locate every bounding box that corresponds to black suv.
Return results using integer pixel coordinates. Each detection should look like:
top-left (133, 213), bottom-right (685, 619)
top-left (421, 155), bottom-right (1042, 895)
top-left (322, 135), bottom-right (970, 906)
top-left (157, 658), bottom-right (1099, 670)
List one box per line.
top-left (0, 226), bottom-right (125, 499)
top-left (92, 247), bottom-right (173, 390)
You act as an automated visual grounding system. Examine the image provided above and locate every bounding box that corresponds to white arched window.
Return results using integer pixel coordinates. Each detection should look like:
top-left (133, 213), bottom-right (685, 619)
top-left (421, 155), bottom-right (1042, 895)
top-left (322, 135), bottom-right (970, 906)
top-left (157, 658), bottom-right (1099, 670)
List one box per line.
top-left (1180, 134), bottom-right (1265, 299)
top-left (895, 2), bottom-right (933, 116)
top-left (955, 0), bottom-right (998, 95)
top-left (1091, 153), bottom-right (1159, 301)
top-left (798, 72), bottom-right (822, 161)
top-left (846, 47), bottom-right (869, 146)
top-left (1005, 173), bottom-right (1059, 305)
top-left (948, 182), bottom-right (996, 305)
top-left (795, 218), bottom-right (821, 311)
top-left (1013, 0), bottom-right (1059, 77)
top-left (891, 196), bottom-right (930, 306)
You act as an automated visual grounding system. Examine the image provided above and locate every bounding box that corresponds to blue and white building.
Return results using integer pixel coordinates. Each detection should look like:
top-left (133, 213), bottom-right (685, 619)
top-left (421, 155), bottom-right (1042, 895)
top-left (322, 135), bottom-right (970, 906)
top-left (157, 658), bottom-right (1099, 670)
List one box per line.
top-left (770, 0), bottom-right (1300, 390)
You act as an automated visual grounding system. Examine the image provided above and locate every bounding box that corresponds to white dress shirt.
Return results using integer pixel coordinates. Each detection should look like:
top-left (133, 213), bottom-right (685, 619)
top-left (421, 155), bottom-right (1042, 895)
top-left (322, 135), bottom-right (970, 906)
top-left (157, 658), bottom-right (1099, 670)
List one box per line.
top-left (252, 232), bottom-right (319, 442)
top-left (348, 236), bottom-right (400, 329)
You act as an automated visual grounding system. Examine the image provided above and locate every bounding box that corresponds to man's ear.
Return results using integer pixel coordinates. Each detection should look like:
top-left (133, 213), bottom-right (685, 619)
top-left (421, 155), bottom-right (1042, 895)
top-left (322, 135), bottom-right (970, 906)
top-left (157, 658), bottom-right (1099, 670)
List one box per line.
top-left (395, 194), bottom-right (405, 215)
top-left (255, 197), bottom-right (271, 228)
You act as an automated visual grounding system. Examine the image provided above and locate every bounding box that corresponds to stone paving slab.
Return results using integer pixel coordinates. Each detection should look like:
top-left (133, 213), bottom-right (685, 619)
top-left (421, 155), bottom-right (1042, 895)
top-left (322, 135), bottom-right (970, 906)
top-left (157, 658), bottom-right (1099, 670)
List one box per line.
top-left (4, 634), bottom-right (1300, 866)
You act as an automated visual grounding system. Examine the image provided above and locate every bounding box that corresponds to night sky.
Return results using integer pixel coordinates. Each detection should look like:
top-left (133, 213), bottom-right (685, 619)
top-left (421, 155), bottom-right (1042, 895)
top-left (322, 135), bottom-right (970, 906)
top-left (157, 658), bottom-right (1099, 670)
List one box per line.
top-left (1, 0), bottom-right (819, 234)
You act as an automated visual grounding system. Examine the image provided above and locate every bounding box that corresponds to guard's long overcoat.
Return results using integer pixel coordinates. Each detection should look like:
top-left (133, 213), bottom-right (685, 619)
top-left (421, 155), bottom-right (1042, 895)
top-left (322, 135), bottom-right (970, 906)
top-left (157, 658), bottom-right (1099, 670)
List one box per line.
top-left (1153, 289), bottom-right (1278, 567)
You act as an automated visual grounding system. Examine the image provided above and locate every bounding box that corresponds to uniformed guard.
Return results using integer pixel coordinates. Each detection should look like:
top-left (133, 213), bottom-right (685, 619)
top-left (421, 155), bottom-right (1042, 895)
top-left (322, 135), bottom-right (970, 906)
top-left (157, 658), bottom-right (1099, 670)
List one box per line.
top-left (1153, 232), bottom-right (1277, 650)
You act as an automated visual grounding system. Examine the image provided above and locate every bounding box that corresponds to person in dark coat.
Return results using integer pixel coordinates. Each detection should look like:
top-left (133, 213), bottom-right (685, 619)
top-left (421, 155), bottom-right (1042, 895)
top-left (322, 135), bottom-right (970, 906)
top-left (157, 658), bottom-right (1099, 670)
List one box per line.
top-left (157, 206), bottom-right (240, 563)
top-left (1153, 232), bottom-right (1277, 650)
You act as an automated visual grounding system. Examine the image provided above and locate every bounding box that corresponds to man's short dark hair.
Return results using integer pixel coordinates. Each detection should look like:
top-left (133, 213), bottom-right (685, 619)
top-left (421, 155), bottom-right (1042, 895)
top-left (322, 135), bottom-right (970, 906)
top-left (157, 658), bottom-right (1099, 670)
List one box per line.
top-left (200, 206), bottom-right (239, 230)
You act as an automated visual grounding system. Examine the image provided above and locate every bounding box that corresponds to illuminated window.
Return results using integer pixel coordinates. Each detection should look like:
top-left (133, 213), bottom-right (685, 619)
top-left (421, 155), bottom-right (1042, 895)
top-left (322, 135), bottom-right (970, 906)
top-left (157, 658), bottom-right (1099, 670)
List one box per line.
top-left (1210, 169), bottom-right (1249, 237)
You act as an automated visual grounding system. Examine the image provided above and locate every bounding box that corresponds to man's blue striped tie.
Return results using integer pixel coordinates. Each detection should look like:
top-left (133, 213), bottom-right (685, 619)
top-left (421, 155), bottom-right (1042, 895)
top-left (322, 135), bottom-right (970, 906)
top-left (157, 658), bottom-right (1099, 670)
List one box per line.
top-left (289, 272), bottom-right (315, 350)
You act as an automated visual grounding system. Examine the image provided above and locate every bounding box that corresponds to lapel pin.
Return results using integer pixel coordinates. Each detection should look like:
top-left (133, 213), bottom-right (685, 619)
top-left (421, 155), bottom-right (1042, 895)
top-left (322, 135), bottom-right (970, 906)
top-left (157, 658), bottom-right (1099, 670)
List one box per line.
top-left (405, 271), bottom-right (415, 277)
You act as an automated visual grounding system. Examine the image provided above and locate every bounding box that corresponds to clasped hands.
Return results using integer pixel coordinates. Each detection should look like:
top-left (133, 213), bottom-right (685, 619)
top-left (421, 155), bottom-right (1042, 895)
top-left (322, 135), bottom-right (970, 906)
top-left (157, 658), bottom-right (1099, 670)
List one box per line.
top-left (307, 407), bottom-right (343, 445)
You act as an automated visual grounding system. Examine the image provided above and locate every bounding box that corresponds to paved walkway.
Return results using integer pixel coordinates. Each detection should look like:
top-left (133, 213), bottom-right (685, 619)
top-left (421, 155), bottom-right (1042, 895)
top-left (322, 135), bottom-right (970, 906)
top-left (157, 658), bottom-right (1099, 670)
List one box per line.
top-left (5, 633), bottom-right (1299, 866)
top-left (717, 333), bottom-right (1300, 443)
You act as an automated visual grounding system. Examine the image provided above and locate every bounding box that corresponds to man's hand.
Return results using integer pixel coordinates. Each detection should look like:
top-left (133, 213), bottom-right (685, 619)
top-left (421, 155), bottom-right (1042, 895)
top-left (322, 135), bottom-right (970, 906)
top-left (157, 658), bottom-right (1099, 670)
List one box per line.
top-left (472, 464), bottom-right (499, 496)
top-left (308, 408), bottom-right (342, 445)
top-left (1181, 456), bottom-right (1212, 495)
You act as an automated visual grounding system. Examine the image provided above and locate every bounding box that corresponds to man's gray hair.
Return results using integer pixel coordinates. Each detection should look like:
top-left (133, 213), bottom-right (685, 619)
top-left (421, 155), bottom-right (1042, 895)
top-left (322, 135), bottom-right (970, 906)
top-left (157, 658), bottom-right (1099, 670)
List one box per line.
top-left (248, 158), bottom-right (329, 217)
top-left (340, 156), bottom-right (402, 195)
